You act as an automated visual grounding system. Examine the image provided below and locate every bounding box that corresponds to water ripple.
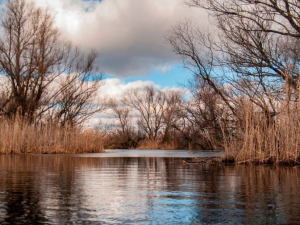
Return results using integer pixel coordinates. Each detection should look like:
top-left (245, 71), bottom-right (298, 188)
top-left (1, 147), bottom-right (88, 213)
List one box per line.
top-left (0, 154), bottom-right (299, 224)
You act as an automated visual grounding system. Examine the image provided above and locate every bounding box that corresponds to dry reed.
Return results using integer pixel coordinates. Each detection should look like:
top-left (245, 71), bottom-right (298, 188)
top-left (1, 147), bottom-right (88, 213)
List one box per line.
top-left (221, 99), bottom-right (300, 164)
top-left (136, 139), bottom-right (161, 149)
top-left (0, 118), bottom-right (103, 154)
top-left (136, 139), bottom-right (178, 150)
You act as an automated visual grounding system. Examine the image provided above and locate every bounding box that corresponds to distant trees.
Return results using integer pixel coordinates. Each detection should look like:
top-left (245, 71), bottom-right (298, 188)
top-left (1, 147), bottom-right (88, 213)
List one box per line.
top-left (0, 0), bottom-right (102, 125)
top-left (109, 99), bottom-right (131, 138)
top-left (161, 90), bottom-right (182, 144)
top-left (125, 86), bottom-right (166, 141)
top-left (105, 85), bottom-right (223, 150)
top-left (105, 98), bottom-right (136, 148)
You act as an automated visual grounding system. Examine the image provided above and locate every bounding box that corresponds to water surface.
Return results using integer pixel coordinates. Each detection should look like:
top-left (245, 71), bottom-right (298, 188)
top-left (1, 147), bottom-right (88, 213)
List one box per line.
top-left (70, 149), bottom-right (224, 158)
top-left (0, 152), bottom-right (299, 224)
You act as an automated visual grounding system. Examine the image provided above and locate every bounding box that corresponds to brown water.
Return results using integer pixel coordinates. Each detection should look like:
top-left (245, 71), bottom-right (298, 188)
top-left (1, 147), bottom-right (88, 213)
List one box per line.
top-left (0, 152), bottom-right (299, 224)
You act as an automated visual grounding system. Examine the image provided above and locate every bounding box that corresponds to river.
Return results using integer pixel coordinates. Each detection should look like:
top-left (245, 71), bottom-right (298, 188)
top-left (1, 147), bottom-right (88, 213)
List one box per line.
top-left (0, 150), bottom-right (299, 224)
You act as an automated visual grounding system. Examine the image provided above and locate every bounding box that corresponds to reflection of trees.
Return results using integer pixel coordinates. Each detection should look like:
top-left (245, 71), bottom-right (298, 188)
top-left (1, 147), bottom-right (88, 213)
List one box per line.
top-left (192, 165), bottom-right (300, 224)
top-left (0, 169), bottom-right (47, 224)
top-left (0, 156), bottom-right (300, 224)
top-left (237, 166), bottom-right (300, 224)
top-left (0, 155), bottom-right (105, 224)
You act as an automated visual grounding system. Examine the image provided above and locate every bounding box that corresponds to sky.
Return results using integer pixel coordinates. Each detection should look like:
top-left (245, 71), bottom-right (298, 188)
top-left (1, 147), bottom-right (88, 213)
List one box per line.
top-left (24, 0), bottom-right (208, 91)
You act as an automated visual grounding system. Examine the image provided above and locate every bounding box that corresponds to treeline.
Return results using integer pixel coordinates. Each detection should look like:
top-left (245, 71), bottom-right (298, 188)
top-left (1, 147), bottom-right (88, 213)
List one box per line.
top-left (0, 0), bottom-right (103, 153)
top-left (103, 85), bottom-right (222, 150)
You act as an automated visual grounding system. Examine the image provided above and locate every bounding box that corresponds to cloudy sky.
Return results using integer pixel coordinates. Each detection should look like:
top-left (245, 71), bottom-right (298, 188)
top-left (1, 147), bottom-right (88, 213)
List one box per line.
top-left (24, 0), bottom-right (208, 91)
top-left (0, 0), bottom-right (209, 127)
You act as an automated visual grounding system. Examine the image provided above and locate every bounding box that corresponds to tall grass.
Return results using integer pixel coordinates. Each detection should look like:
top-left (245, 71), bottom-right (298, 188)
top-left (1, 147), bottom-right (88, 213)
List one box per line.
top-left (221, 99), bottom-right (300, 164)
top-left (0, 118), bottom-right (103, 154)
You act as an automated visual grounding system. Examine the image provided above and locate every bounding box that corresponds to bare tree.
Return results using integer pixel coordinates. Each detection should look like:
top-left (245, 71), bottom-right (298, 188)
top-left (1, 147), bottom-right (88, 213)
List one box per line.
top-left (162, 89), bottom-right (183, 144)
top-left (105, 98), bottom-right (139, 148)
top-left (186, 0), bottom-right (300, 90)
top-left (169, 0), bottom-right (300, 125)
top-left (167, 0), bottom-right (300, 156)
top-left (166, 79), bottom-right (226, 149)
top-left (108, 98), bottom-right (131, 137)
top-left (51, 71), bottom-right (103, 127)
top-left (0, 0), bottom-right (101, 123)
top-left (125, 86), bottom-right (166, 141)
top-left (168, 22), bottom-right (237, 115)
top-left (187, 0), bottom-right (300, 38)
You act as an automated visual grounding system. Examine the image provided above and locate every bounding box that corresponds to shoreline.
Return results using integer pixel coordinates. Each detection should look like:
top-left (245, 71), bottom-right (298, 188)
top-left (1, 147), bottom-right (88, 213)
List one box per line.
top-left (1, 150), bottom-right (300, 166)
top-left (187, 156), bottom-right (300, 167)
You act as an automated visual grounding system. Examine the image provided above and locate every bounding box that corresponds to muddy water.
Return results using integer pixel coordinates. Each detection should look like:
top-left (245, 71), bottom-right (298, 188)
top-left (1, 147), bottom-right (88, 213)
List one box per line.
top-left (0, 152), bottom-right (299, 224)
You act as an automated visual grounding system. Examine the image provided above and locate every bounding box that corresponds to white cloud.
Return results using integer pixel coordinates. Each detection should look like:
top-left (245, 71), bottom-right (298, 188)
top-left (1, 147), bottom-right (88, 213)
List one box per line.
top-left (98, 78), bottom-right (158, 100)
top-left (26, 0), bottom-right (208, 77)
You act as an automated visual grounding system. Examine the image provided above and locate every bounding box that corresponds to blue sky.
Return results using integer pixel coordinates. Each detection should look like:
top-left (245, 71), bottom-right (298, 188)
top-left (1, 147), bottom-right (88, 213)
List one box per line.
top-left (104, 64), bottom-right (193, 89)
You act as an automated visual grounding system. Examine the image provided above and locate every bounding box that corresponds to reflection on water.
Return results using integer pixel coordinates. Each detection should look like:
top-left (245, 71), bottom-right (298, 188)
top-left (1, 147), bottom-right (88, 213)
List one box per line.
top-left (0, 155), bottom-right (299, 224)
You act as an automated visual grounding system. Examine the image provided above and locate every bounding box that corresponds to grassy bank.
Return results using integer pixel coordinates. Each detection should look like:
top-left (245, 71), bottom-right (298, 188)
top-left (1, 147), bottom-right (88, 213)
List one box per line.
top-left (0, 119), bottom-right (103, 154)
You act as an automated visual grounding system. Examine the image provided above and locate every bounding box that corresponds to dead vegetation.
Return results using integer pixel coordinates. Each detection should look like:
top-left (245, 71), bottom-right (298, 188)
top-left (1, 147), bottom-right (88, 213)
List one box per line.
top-left (0, 118), bottom-right (103, 154)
